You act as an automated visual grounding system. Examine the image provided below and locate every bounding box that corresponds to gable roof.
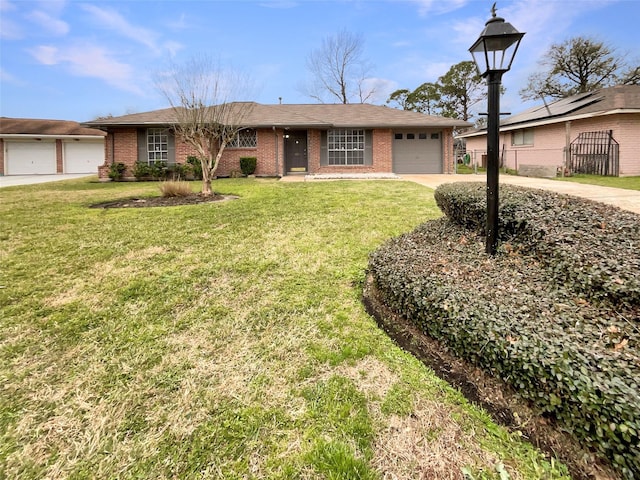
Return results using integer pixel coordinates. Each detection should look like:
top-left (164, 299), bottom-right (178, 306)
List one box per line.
top-left (83, 103), bottom-right (471, 129)
top-left (458, 85), bottom-right (640, 138)
top-left (0, 117), bottom-right (106, 137)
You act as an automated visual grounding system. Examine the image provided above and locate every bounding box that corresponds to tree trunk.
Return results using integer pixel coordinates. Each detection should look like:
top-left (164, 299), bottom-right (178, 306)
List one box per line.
top-left (202, 178), bottom-right (213, 196)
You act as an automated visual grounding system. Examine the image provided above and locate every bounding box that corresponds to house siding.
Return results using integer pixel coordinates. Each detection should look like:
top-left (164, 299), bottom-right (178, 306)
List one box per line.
top-left (97, 125), bottom-right (458, 179)
top-left (463, 113), bottom-right (639, 176)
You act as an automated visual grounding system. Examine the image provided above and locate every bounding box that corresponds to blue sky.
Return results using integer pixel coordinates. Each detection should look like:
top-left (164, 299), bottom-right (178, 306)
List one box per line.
top-left (1, 0), bottom-right (639, 122)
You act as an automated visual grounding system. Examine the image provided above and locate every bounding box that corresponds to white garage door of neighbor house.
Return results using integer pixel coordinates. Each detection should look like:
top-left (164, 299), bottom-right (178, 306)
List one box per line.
top-left (6, 141), bottom-right (57, 175)
top-left (393, 130), bottom-right (442, 174)
top-left (64, 141), bottom-right (104, 174)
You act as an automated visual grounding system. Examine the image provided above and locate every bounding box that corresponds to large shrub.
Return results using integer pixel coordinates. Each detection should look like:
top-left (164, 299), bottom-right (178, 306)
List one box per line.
top-left (239, 156), bottom-right (257, 176)
top-left (369, 183), bottom-right (640, 478)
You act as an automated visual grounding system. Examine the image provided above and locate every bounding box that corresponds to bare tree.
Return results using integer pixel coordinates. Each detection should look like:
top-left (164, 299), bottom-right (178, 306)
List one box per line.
top-left (304, 29), bottom-right (375, 103)
top-left (157, 57), bottom-right (254, 196)
top-left (520, 36), bottom-right (638, 101)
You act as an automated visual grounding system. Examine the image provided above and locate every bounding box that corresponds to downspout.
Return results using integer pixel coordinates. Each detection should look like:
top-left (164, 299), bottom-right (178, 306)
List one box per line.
top-left (564, 121), bottom-right (571, 177)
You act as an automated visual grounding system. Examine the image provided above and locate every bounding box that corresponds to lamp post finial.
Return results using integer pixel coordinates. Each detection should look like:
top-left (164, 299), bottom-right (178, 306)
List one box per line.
top-left (491, 2), bottom-right (497, 18)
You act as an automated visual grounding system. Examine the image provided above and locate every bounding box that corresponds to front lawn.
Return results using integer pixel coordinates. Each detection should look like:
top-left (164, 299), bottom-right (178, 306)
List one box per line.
top-left (553, 174), bottom-right (640, 191)
top-left (0, 178), bottom-right (568, 479)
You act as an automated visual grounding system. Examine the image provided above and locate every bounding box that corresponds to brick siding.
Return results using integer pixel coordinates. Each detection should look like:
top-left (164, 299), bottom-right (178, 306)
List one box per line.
top-left (98, 126), bottom-right (458, 179)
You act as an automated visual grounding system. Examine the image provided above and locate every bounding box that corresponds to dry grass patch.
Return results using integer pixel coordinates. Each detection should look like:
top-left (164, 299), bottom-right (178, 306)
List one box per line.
top-left (372, 399), bottom-right (503, 480)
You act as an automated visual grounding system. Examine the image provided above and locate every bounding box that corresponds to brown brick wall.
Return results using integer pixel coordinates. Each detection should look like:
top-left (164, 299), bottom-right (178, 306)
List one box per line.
top-left (310, 128), bottom-right (394, 174)
top-left (98, 125), bottom-right (461, 179)
top-left (55, 139), bottom-right (63, 173)
top-left (0, 139), bottom-right (4, 176)
top-left (99, 127), bottom-right (285, 179)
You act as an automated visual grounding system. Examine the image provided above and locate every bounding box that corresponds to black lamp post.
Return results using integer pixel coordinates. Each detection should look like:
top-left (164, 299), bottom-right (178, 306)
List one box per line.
top-left (469, 3), bottom-right (524, 255)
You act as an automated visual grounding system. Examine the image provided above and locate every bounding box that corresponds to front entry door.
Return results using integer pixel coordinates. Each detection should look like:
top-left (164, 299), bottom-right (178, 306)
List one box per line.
top-left (285, 130), bottom-right (308, 173)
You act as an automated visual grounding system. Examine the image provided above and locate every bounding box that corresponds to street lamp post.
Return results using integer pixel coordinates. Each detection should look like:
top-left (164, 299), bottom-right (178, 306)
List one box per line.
top-left (469, 3), bottom-right (524, 255)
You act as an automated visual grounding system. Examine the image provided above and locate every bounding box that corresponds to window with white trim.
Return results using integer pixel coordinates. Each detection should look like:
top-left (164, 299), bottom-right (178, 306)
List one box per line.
top-left (229, 129), bottom-right (257, 148)
top-left (328, 129), bottom-right (365, 165)
top-left (511, 128), bottom-right (534, 146)
top-left (147, 128), bottom-right (168, 163)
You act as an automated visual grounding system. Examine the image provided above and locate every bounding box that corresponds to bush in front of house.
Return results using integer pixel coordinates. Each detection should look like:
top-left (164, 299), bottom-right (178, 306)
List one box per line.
top-left (239, 157), bottom-right (257, 176)
top-left (108, 162), bottom-right (126, 181)
top-left (368, 183), bottom-right (640, 478)
top-left (186, 156), bottom-right (203, 180)
top-left (434, 182), bottom-right (640, 307)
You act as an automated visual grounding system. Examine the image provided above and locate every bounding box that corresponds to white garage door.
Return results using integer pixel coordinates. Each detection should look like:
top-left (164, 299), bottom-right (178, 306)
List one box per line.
top-left (64, 140), bottom-right (104, 173)
top-left (393, 130), bottom-right (442, 174)
top-left (6, 141), bottom-right (57, 175)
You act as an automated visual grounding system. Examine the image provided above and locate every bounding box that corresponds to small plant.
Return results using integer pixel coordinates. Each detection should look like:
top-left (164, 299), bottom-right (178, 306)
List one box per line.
top-left (159, 180), bottom-right (193, 197)
top-left (229, 169), bottom-right (243, 178)
top-left (186, 156), bottom-right (203, 180)
top-left (133, 162), bottom-right (152, 180)
top-left (108, 162), bottom-right (126, 181)
top-left (168, 163), bottom-right (191, 181)
top-left (239, 157), bottom-right (257, 176)
top-left (149, 162), bottom-right (168, 180)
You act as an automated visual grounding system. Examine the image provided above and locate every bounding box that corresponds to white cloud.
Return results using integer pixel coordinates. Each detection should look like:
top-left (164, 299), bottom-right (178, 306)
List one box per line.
top-left (0, 0), bottom-right (22, 39)
top-left (27, 10), bottom-right (69, 36)
top-left (80, 4), bottom-right (160, 53)
top-left (29, 43), bottom-right (144, 95)
top-left (413, 0), bottom-right (468, 16)
top-left (166, 13), bottom-right (188, 31)
top-left (0, 0), bottom-right (16, 12)
top-left (0, 67), bottom-right (23, 85)
top-left (361, 77), bottom-right (398, 104)
top-left (31, 45), bottom-right (58, 64)
top-left (163, 40), bottom-right (184, 58)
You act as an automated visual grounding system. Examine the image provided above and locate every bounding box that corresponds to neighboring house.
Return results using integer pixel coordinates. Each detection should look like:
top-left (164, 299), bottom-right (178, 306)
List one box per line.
top-left (0, 117), bottom-right (106, 175)
top-left (457, 85), bottom-right (640, 177)
top-left (83, 103), bottom-right (471, 180)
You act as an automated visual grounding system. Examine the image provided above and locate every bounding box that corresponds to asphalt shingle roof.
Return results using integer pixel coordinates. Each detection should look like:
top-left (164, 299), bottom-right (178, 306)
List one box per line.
top-left (0, 117), bottom-right (106, 136)
top-left (83, 103), bottom-right (471, 129)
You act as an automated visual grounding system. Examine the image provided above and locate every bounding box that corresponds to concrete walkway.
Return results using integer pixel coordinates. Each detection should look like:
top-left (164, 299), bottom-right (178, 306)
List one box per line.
top-left (400, 174), bottom-right (640, 214)
top-left (0, 174), bottom-right (95, 188)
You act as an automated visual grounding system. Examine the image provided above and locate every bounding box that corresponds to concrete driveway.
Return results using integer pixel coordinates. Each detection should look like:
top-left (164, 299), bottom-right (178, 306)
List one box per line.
top-left (400, 174), bottom-right (640, 214)
top-left (0, 174), bottom-right (95, 188)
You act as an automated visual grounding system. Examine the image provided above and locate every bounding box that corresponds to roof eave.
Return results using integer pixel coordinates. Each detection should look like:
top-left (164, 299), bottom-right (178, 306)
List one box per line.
top-left (457, 108), bottom-right (640, 138)
top-left (0, 133), bottom-right (106, 139)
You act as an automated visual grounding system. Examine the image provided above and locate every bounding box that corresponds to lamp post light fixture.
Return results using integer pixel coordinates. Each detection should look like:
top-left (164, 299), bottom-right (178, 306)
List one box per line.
top-left (469, 3), bottom-right (524, 255)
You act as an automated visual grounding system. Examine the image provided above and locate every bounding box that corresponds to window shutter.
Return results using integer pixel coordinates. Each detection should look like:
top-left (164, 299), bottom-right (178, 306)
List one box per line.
top-left (320, 130), bottom-right (328, 166)
top-left (364, 130), bottom-right (373, 165)
top-left (137, 129), bottom-right (147, 163)
top-left (168, 130), bottom-right (176, 164)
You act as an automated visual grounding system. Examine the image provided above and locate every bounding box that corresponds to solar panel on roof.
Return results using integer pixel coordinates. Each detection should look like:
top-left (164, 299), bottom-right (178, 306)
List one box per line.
top-left (502, 92), bottom-right (604, 126)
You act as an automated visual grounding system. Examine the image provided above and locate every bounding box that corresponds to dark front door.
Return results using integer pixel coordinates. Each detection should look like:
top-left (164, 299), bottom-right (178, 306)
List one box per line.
top-left (285, 130), bottom-right (308, 173)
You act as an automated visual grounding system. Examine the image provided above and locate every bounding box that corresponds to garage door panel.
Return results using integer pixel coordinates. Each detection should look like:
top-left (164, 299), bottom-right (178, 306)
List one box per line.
top-left (393, 130), bottom-right (442, 174)
top-left (64, 141), bottom-right (104, 173)
top-left (6, 142), bottom-right (57, 175)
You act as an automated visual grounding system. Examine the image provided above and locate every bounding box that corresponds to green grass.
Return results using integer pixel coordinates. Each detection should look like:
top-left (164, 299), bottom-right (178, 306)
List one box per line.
top-left (553, 173), bottom-right (640, 190)
top-left (0, 177), bottom-right (569, 479)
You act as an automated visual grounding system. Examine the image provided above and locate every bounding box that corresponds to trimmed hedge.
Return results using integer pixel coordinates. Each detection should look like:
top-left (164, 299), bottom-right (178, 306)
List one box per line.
top-left (369, 183), bottom-right (640, 478)
top-left (435, 182), bottom-right (640, 308)
top-left (240, 157), bottom-right (257, 176)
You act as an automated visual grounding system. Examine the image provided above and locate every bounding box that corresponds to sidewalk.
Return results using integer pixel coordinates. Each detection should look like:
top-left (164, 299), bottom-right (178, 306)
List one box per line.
top-left (0, 174), bottom-right (94, 188)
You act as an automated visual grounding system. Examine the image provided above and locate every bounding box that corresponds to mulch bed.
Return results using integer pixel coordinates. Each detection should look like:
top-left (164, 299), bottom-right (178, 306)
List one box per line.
top-left (89, 194), bottom-right (237, 209)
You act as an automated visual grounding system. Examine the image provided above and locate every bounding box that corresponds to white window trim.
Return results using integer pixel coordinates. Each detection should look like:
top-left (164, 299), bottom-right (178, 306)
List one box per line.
top-left (327, 129), bottom-right (365, 166)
